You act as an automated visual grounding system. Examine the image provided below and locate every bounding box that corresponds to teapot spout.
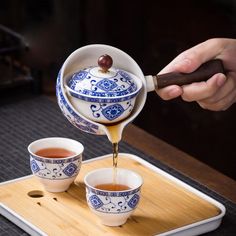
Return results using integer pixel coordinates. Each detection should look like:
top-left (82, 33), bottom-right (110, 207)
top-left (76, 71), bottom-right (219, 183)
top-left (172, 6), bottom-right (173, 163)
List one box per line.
top-left (103, 122), bottom-right (125, 144)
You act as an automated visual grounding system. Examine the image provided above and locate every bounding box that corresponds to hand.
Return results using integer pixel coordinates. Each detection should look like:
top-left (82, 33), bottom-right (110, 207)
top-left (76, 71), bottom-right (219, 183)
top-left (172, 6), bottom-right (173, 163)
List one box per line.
top-left (156, 38), bottom-right (236, 111)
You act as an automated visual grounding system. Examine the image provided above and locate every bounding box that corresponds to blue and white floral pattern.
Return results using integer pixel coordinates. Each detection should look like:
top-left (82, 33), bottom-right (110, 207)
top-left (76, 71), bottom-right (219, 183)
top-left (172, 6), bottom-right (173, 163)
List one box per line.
top-left (67, 70), bottom-right (88, 90)
top-left (57, 60), bottom-right (141, 124)
top-left (90, 102), bottom-right (133, 121)
top-left (89, 195), bottom-right (104, 209)
top-left (86, 186), bottom-right (141, 214)
top-left (101, 104), bottom-right (125, 121)
top-left (56, 70), bottom-right (100, 134)
top-left (30, 154), bottom-right (82, 180)
top-left (67, 67), bottom-right (138, 99)
top-left (68, 90), bottom-right (138, 103)
top-left (96, 79), bottom-right (118, 91)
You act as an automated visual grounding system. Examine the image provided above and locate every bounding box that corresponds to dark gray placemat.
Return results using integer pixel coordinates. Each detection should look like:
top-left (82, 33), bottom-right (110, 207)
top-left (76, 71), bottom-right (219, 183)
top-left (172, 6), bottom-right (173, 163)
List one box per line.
top-left (0, 95), bottom-right (235, 236)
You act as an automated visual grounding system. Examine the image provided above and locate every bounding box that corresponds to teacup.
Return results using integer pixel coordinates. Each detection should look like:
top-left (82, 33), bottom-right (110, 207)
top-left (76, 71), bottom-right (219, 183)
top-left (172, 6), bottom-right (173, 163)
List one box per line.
top-left (28, 137), bottom-right (84, 192)
top-left (84, 168), bottom-right (143, 226)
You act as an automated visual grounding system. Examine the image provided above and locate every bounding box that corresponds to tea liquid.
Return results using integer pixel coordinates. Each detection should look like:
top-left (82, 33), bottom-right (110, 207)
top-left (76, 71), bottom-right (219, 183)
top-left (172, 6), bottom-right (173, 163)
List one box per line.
top-left (106, 123), bottom-right (121, 185)
top-left (95, 183), bottom-right (130, 191)
top-left (35, 148), bottom-right (75, 158)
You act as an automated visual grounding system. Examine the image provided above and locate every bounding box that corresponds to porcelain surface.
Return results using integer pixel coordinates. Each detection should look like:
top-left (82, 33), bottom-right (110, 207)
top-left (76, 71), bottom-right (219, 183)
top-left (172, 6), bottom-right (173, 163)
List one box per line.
top-left (28, 137), bottom-right (84, 192)
top-left (84, 168), bottom-right (142, 226)
top-left (56, 70), bottom-right (100, 134)
top-left (86, 186), bottom-right (140, 213)
top-left (65, 65), bottom-right (142, 123)
top-left (56, 44), bottom-right (147, 140)
top-left (67, 67), bottom-right (138, 99)
top-left (30, 154), bottom-right (81, 180)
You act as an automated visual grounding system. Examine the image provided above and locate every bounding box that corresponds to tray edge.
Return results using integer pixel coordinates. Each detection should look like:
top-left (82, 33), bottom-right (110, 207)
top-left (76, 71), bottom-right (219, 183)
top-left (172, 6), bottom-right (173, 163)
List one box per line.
top-left (0, 153), bottom-right (226, 236)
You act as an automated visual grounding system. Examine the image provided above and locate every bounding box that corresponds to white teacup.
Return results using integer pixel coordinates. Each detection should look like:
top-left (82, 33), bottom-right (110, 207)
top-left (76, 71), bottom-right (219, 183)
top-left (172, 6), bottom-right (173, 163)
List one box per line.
top-left (84, 168), bottom-right (143, 226)
top-left (28, 137), bottom-right (84, 192)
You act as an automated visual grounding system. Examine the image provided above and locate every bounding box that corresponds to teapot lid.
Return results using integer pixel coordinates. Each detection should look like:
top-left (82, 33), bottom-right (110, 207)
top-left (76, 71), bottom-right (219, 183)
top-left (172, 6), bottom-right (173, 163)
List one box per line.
top-left (66, 55), bottom-right (139, 99)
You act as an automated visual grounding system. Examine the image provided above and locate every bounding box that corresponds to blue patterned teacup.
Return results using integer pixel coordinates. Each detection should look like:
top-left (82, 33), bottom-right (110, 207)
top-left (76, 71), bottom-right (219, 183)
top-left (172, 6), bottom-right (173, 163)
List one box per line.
top-left (84, 168), bottom-right (143, 226)
top-left (28, 137), bottom-right (84, 192)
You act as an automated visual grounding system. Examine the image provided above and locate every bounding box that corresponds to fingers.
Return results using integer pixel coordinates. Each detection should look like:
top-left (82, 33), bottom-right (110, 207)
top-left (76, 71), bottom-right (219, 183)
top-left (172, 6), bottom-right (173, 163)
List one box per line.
top-left (181, 73), bottom-right (227, 102)
top-left (181, 72), bottom-right (236, 111)
top-left (156, 38), bottom-right (230, 103)
top-left (156, 85), bottom-right (183, 100)
top-left (156, 72), bottom-right (226, 101)
top-left (198, 88), bottom-right (236, 111)
top-left (197, 73), bottom-right (236, 111)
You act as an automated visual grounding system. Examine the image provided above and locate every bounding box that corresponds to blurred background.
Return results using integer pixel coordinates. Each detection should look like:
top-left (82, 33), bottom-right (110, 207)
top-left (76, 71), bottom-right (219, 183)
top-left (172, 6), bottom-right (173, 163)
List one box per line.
top-left (0, 0), bottom-right (236, 179)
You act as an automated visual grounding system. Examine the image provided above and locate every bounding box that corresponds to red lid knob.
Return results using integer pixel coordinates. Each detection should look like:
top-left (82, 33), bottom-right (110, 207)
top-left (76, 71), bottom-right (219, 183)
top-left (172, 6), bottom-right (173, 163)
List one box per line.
top-left (98, 54), bottom-right (113, 73)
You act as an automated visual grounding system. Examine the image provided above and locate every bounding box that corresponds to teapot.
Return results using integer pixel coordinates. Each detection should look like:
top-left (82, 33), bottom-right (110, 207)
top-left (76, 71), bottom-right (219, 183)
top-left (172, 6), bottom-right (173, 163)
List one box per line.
top-left (56, 44), bottom-right (224, 143)
top-left (64, 54), bottom-right (143, 124)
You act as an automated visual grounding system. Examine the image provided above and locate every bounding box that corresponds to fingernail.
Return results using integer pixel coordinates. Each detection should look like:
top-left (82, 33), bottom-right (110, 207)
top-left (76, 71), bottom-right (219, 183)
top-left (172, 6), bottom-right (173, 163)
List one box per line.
top-left (217, 75), bottom-right (226, 87)
top-left (168, 88), bottom-right (182, 97)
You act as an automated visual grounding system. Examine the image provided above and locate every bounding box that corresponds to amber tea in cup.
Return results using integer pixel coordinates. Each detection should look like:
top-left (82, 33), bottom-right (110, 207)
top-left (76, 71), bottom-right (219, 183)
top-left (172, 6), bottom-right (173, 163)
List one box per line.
top-left (95, 183), bottom-right (130, 191)
top-left (35, 148), bottom-right (76, 159)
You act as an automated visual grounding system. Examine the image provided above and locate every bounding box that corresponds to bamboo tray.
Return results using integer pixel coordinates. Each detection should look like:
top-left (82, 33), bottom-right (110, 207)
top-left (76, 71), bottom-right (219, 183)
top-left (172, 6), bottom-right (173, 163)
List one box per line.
top-left (0, 153), bottom-right (225, 236)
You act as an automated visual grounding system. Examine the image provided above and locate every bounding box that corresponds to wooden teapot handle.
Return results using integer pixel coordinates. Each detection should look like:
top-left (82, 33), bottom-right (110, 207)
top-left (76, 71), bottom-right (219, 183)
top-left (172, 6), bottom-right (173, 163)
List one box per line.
top-left (155, 59), bottom-right (225, 89)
